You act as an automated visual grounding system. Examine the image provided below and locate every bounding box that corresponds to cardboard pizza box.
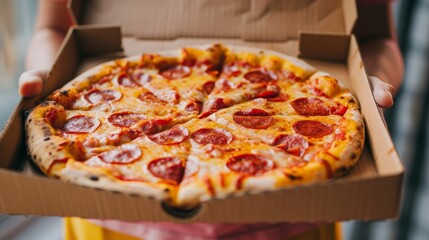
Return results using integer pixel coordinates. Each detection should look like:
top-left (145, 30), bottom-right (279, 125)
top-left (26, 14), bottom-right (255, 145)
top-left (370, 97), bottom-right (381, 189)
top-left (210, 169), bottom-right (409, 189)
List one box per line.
top-left (0, 0), bottom-right (403, 222)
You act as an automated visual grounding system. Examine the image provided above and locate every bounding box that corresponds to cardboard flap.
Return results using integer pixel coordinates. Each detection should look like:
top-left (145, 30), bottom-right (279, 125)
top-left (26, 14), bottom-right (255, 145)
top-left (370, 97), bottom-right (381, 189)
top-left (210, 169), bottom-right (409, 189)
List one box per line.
top-left (71, 0), bottom-right (356, 41)
top-left (299, 32), bottom-right (351, 61)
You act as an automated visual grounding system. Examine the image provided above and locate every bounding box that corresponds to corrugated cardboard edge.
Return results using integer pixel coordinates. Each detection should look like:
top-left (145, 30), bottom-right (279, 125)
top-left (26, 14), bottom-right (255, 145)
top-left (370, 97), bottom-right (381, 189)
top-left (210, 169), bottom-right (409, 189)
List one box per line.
top-left (347, 37), bottom-right (403, 176)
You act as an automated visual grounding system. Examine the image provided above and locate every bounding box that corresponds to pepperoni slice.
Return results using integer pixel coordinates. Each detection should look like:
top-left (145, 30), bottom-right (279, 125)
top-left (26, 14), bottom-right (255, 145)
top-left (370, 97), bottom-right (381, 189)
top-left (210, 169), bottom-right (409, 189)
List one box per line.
top-left (233, 109), bottom-right (273, 129)
top-left (286, 72), bottom-right (301, 81)
top-left (267, 93), bottom-right (289, 102)
top-left (205, 65), bottom-right (220, 76)
top-left (107, 112), bottom-right (146, 127)
top-left (107, 128), bottom-right (141, 145)
top-left (331, 104), bottom-right (348, 116)
top-left (191, 128), bottom-right (233, 145)
top-left (200, 98), bottom-right (230, 118)
top-left (133, 72), bottom-right (152, 85)
top-left (223, 65), bottom-right (242, 78)
top-left (137, 92), bottom-right (165, 104)
top-left (99, 144), bottom-right (142, 164)
top-left (45, 109), bottom-right (58, 124)
top-left (185, 100), bottom-right (203, 114)
top-left (62, 115), bottom-right (100, 133)
top-left (227, 154), bottom-right (275, 175)
top-left (159, 65), bottom-right (191, 80)
top-left (182, 58), bottom-right (196, 67)
top-left (293, 120), bottom-right (333, 138)
top-left (215, 78), bottom-right (235, 92)
top-left (97, 75), bottom-right (112, 85)
top-left (148, 157), bottom-right (184, 184)
top-left (244, 70), bottom-right (276, 83)
top-left (84, 89), bottom-right (121, 104)
top-left (117, 73), bottom-right (140, 87)
top-left (133, 118), bottom-right (172, 134)
top-left (255, 84), bottom-right (281, 99)
top-left (203, 81), bottom-right (215, 95)
top-left (148, 126), bottom-right (189, 145)
top-left (272, 134), bottom-right (309, 157)
top-left (291, 98), bottom-right (331, 116)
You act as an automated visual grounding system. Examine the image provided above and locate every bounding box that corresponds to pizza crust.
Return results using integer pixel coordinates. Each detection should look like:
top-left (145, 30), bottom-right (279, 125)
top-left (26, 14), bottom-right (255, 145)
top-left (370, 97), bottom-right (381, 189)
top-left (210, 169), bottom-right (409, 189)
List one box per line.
top-left (26, 101), bottom-right (69, 175)
top-left (60, 161), bottom-right (174, 202)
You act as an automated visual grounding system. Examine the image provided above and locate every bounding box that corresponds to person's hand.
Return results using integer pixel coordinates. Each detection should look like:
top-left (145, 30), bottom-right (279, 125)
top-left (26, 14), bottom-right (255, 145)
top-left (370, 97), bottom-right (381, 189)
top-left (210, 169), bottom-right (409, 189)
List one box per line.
top-left (18, 68), bottom-right (49, 97)
top-left (368, 76), bottom-right (395, 108)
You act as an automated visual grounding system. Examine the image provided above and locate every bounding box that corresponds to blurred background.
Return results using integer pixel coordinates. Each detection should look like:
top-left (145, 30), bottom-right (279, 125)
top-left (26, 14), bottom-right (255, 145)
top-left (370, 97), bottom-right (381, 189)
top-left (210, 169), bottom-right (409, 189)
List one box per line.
top-left (0, 0), bottom-right (428, 239)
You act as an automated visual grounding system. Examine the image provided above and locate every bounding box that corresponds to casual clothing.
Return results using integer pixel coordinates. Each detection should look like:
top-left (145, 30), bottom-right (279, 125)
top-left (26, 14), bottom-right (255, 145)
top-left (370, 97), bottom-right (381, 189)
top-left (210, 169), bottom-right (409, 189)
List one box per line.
top-left (65, 218), bottom-right (341, 240)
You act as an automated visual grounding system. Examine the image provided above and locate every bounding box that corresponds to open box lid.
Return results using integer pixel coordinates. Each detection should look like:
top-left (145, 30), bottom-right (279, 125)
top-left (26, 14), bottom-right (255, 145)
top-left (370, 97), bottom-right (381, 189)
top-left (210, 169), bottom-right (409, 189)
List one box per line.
top-left (68, 0), bottom-right (357, 41)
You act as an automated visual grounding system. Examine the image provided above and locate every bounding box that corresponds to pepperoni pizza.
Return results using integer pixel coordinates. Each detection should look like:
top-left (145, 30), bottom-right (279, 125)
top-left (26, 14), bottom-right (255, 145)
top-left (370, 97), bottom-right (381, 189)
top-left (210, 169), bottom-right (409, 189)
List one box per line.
top-left (26, 44), bottom-right (364, 208)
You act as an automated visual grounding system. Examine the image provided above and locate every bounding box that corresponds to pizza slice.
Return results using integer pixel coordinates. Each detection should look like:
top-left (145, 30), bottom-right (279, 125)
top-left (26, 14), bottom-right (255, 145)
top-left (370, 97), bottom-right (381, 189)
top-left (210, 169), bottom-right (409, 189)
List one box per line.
top-left (28, 110), bottom-right (193, 203)
top-left (25, 97), bottom-right (195, 172)
top-left (200, 47), bottom-right (316, 117)
top-left (124, 44), bottom-right (227, 115)
top-left (60, 133), bottom-right (191, 204)
top-left (206, 98), bottom-right (364, 182)
top-left (174, 116), bottom-right (361, 208)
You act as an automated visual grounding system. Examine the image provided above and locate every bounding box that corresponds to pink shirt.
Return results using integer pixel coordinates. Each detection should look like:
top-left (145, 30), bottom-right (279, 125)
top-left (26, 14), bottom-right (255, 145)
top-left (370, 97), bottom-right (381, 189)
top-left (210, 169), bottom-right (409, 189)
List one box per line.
top-left (89, 220), bottom-right (321, 240)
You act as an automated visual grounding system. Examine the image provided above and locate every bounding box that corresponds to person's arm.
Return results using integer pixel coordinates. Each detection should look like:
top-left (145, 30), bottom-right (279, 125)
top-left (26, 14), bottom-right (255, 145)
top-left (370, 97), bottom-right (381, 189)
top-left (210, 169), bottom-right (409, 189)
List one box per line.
top-left (19, 0), bottom-right (71, 97)
top-left (355, 2), bottom-right (404, 108)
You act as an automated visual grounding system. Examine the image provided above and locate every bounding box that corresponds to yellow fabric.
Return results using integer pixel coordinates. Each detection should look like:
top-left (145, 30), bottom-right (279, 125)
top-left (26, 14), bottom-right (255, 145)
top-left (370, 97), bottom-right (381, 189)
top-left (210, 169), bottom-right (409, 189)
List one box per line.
top-left (64, 218), bottom-right (341, 240)
top-left (287, 222), bottom-right (340, 240)
top-left (64, 218), bottom-right (140, 240)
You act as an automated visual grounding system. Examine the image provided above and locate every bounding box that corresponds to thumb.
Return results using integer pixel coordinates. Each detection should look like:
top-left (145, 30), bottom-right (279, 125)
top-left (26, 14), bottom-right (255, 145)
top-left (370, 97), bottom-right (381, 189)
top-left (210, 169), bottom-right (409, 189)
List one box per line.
top-left (19, 68), bottom-right (49, 97)
top-left (368, 76), bottom-right (395, 108)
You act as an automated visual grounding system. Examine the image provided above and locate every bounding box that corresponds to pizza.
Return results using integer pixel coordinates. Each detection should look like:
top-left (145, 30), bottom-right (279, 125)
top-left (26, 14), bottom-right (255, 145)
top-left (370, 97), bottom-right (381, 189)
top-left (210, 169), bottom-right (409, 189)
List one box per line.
top-left (26, 44), bottom-right (364, 208)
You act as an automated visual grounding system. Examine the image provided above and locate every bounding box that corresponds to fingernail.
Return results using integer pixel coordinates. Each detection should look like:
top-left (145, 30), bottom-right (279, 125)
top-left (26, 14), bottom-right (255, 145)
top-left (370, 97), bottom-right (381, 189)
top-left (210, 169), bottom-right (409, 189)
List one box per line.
top-left (384, 85), bottom-right (395, 96)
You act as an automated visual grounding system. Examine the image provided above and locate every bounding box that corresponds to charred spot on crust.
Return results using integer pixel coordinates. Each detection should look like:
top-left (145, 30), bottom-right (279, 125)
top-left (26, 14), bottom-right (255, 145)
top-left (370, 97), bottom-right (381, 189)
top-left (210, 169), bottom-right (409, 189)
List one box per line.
top-left (89, 176), bottom-right (99, 181)
top-left (350, 152), bottom-right (357, 159)
top-left (226, 193), bottom-right (235, 198)
top-left (43, 137), bottom-right (50, 141)
top-left (335, 166), bottom-right (349, 176)
top-left (285, 174), bottom-right (303, 181)
top-left (42, 126), bottom-right (52, 137)
top-left (23, 110), bottom-right (32, 119)
top-left (356, 141), bottom-right (362, 148)
top-left (348, 98), bottom-right (356, 104)
top-left (40, 101), bottom-right (50, 107)
top-left (60, 90), bottom-right (69, 96)
top-left (164, 188), bottom-right (170, 192)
